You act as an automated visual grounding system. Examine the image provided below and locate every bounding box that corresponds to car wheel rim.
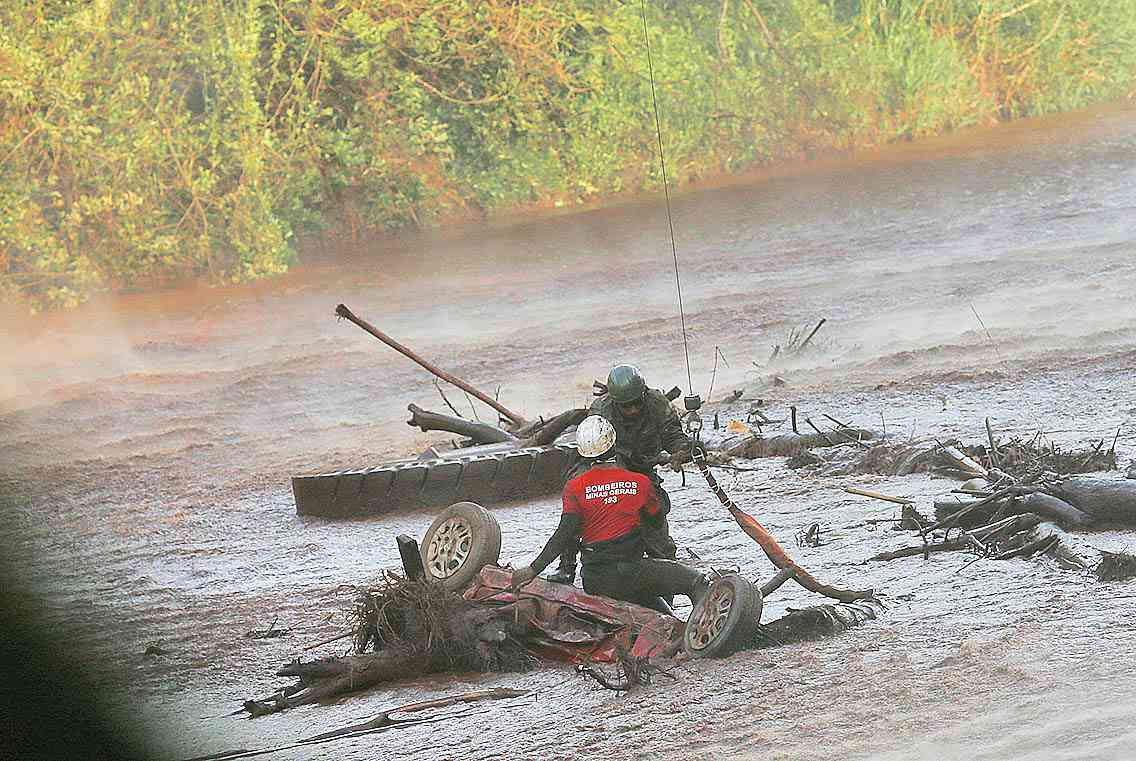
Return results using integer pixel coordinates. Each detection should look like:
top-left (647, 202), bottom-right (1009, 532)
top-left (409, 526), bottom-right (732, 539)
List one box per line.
top-left (426, 517), bottom-right (474, 579)
top-left (687, 583), bottom-right (735, 650)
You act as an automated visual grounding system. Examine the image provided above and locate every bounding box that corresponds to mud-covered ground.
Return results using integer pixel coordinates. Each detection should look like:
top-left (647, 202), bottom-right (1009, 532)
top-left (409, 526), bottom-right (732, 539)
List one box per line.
top-left (2, 103), bottom-right (1135, 760)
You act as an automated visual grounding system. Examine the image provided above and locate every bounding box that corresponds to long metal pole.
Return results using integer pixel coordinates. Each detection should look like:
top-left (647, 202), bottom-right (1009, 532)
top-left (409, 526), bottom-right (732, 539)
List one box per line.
top-left (335, 303), bottom-right (528, 427)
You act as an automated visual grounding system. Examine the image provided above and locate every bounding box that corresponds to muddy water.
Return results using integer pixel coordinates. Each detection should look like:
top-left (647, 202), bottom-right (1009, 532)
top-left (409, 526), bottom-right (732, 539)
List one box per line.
top-left (2, 103), bottom-right (1136, 760)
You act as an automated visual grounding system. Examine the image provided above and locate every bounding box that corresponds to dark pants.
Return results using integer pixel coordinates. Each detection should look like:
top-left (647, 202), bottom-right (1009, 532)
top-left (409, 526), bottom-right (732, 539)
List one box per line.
top-left (581, 557), bottom-right (708, 608)
top-left (556, 476), bottom-right (676, 573)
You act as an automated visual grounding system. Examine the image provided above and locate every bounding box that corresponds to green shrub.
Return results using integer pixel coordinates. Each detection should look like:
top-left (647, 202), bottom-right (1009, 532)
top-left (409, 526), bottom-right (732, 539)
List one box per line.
top-left (2, 0), bottom-right (1133, 309)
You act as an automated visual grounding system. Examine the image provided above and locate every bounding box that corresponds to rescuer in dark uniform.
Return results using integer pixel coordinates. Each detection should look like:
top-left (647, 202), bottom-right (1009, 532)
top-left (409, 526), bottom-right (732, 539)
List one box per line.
top-left (544, 364), bottom-right (691, 584)
top-left (511, 415), bottom-right (707, 609)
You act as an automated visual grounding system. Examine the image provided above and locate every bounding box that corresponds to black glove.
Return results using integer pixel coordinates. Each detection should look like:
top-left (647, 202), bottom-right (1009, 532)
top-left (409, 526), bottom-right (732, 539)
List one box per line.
top-left (510, 565), bottom-right (537, 592)
top-left (668, 449), bottom-right (691, 471)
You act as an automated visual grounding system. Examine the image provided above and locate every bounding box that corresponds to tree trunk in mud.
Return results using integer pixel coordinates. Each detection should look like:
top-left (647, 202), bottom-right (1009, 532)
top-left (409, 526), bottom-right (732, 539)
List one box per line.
top-left (934, 491), bottom-right (1090, 530)
top-left (518, 408), bottom-right (589, 447)
top-left (407, 403), bottom-right (517, 444)
top-left (244, 651), bottom-right (428, 716)
top-left (935, 481), bottom-right (1136, 530)
top-left (1052, 478), bottom-right (1136, 525)
top-left (405, 404), bottom-right (587, 447)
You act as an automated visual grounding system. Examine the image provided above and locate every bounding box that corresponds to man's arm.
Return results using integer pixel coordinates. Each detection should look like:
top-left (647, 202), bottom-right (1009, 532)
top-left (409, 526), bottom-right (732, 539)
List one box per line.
top-left (639, 477), bottom-right (666, 521)
top-left (512, 512), bottom-right (582, 590)
top-left (528, 513), bottom-right (582, 574)
top-left (513, 488), bottom-right (585, 589)
top-left (658, 396), bottom-right (692, 459)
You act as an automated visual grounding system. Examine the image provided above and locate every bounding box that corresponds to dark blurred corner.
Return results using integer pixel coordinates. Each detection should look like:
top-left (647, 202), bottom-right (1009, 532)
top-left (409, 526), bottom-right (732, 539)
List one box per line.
top-left (1, 486), bottom-right (145, 761)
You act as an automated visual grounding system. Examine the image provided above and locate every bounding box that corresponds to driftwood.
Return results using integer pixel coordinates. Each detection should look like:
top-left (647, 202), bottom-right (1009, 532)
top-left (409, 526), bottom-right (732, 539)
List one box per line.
top-left (865, 514), bottom-right (1092, 569)
top-left (405, 405), bottom-right (587, 448)
top-left (1052, 478), bottom-right (1136, 525)
top-left (992, 534), bottom-right (1060, 561)
top-left (968, 513), bottom-right (1042, 542)
top-left (724, 429), bottom-right (876, 458)
top-left (246, 576), bottom-right (535, 716)
top-left (407, 403), bottom-right (517, 444)
top-left (245, 650), bottom-right (427, 716)
top-left (868, 541), bottom-right (968, 562)
top-left (518, 408), bottom-right (589, 447)
top-left (692, 447), bottom-right (874, 603)
top-left (1018, 492), bottom-right (1091, 528)
top-left (933, 480), bottom-right (1136, 531)
top-left (336, 303), bottom-right (528, 427)
top-left (995, 522), bottom-right (1090, 569)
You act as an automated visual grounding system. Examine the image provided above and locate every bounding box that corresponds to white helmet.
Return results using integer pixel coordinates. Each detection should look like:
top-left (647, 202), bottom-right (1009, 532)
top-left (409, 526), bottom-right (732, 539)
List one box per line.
top-left (576, 415), bottom-right (616, 459)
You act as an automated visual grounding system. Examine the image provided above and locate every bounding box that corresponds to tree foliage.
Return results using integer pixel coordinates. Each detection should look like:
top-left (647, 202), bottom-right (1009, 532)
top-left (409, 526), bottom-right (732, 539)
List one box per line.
top-left (2, 0), bottom-right (1134, 309)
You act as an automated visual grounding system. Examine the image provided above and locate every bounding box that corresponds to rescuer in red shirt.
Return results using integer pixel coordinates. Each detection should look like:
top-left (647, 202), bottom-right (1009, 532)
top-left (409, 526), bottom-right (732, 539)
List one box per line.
top-left (510, 415), bottom-right (708, 610)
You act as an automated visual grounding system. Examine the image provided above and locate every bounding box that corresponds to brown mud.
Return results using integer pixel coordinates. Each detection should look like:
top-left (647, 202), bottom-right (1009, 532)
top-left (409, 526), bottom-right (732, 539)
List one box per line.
top-left (2, 103), bottom-right (1135, 760)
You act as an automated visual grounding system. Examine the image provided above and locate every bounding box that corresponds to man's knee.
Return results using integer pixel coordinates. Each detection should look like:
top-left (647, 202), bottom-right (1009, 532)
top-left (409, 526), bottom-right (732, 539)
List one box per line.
top-left (643, 519), bottom-right (677, 560)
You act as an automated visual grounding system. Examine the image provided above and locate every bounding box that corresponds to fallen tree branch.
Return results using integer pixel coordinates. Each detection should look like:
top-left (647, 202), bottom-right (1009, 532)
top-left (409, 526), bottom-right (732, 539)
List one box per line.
top-left (993, 534), bottom-right (1060, 561)
top-left (844, 487), bottom-right (914, 506)
top-left (336, 303), bottom-right (528, 427)
top-left (692, 447), bottom-right (874, 602)
top-left (407, 403), bottom-right (517, 444)
top-left (868, 540), bottom-right (969, 562)
top-left (191, 688), bottom-right (528, 761)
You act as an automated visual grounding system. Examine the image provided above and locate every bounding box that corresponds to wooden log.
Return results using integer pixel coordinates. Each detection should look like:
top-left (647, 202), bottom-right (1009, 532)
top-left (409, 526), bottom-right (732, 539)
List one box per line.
top-left (518, 408), bottom-right (588, 447)
top-left (927, 488), bottom-right (1017, 531)
top-left (725, 429), bottom-right (876, 458)
top-left (869, 540), bottom-right (968, 562)
top-left (247, 651), bottom-right (428, 716)
top-left (844, 487), bottom-right (913, 505)
top-left (407, 404), bottom-right (516, 444)
top-left (1019, 492), bottom-right (1092, 529)
top-left (991, 522), bottom-right (1091, 569)
top-left (933, 498), bottom-right (996, 526)
top-left (336, 303), bottom-right (527, 426)
top-left (1053, 478), bottom-right (1136, 525)
top-left (940, 444), bottom-right (1014, 484)
top-left (969, 513), bottom-right (1041, 542)
top-left (993, 534), bottom-right (1060, 561)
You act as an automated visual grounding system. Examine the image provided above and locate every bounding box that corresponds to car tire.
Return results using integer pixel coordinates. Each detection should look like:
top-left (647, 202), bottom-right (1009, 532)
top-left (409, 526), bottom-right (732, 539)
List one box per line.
top-left (419, 502), bottom-right (502, 591)
top-left (683, 574), bottom-right (763, 658)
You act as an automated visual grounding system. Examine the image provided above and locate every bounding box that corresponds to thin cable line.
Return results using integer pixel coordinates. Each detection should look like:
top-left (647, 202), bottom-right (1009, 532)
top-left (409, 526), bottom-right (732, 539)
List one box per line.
top-left (640, 0), bottom-right (693, 395)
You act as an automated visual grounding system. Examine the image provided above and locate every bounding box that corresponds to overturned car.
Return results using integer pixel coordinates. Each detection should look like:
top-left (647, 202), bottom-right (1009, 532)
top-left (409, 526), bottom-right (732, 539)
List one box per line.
top-left (244, 501), bottom-right (878, 716)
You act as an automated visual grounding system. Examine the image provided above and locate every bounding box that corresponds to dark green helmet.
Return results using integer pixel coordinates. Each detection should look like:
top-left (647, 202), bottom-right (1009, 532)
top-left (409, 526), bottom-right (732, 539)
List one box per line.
top-left (606, 364), bottom-right (646, 404)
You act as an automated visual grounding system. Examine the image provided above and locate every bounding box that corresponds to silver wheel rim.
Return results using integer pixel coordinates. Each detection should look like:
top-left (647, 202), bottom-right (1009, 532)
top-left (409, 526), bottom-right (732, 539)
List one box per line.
top-left (425, 517), bottom-right (474, 579)
top-left (687, 583), bottom-right (735, 650)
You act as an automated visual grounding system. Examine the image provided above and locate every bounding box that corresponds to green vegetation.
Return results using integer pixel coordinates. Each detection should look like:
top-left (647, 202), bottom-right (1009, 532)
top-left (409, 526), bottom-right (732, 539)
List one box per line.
top-left (2, 0), bottom-right (1134, 309)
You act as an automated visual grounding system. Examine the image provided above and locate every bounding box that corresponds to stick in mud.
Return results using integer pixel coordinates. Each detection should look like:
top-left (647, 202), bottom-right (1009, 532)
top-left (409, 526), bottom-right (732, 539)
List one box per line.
top-left (797, 318), bottom-right (827, 352)
top-left (335, 303), bottom-right (528, 427)
top-left (868, 540), bottom-right (969, 562)
top-left (844, 487), bottom-right (914, 506)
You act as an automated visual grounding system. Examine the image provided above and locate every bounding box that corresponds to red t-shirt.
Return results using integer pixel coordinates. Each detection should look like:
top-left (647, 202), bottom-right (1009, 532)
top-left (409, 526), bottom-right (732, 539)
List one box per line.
top-left (562, 465), bottom-right (659, 544)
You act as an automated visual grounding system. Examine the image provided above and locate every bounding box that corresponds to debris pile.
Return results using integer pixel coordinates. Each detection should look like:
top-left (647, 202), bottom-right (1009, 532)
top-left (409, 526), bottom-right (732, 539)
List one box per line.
top-left (789, 430), bottom-right (1119, 483)
top-left (243, 573), bottom-right (534, 717)
top-left (970, 430), bottom-right (1119, 481)
top-left (351, 573), bottom-right (536, 673)
top-left (1096, 550), bottom-right (1136, 582)
top-left (837, 420), bottom-right (1131, 575)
